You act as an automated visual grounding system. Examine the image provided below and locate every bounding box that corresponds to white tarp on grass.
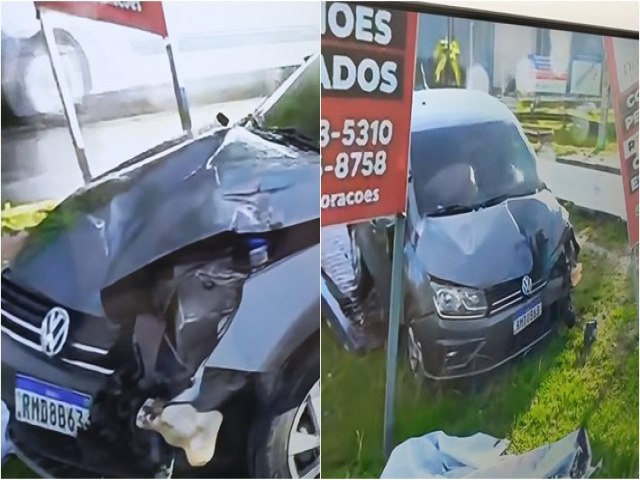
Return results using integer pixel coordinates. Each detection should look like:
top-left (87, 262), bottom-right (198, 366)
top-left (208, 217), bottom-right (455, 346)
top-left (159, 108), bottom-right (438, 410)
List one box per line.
top-left (382, 428), bottom-right (599, 478)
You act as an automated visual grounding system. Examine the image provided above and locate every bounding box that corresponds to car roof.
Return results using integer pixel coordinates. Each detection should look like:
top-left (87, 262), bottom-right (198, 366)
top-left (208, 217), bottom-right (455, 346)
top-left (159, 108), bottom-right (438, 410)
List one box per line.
top-left (411, 88), bottom-right (518, 133)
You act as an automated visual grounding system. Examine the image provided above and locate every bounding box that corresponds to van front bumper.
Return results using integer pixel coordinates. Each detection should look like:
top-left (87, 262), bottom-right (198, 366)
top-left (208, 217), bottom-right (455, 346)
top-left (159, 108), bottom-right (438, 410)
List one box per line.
top-left (411, 276), bottom-right (570, 380)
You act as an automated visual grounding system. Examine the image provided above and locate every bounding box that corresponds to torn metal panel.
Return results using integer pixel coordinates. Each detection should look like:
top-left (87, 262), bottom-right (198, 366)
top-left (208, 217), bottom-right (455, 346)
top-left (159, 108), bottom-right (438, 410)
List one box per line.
top-left (321, 224), bottom-right (387, 352)
top-left (9, 125), bottom-right (319, 317)
top-left (145, 243), bottom-right (253, 397)
top-left (206, 242), bottom-right (319, 372)
top-left (321, 224), bottom-right (366, 325)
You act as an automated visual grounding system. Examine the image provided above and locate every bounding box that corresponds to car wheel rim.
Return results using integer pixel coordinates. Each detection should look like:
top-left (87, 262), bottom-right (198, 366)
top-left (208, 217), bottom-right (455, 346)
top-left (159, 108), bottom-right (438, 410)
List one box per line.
top-left (287, 379), bottom-right (320, 479)
top-left (408, 326), bottom-right (424, 376)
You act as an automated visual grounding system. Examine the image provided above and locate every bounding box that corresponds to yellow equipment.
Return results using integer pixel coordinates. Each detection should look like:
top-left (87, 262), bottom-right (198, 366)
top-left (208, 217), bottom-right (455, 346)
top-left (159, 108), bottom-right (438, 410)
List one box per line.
top-left (433, 38), bottom-right (462, 87)
top-left (2, 200), bottom-right (58, 233)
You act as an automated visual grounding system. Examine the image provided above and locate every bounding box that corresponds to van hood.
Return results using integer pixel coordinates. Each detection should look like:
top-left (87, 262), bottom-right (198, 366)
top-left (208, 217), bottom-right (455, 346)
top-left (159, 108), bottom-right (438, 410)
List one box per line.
top-left (9, 126), bottom-right (319, 316)
top-left (415, 189), bottom-right (569, 289)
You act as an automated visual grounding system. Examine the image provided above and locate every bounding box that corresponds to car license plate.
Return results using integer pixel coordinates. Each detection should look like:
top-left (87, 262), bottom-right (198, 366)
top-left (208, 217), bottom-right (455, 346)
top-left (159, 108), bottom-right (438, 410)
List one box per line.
top-left (14, 375), bottom-right (91, 437)
top-left (513, 298), bottom-right (543, 335)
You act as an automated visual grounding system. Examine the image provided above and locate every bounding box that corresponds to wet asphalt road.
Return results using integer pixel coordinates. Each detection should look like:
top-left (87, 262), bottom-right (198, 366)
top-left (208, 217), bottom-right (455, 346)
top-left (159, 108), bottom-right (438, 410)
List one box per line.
top-left (1, 97), bottom-right (261, 204)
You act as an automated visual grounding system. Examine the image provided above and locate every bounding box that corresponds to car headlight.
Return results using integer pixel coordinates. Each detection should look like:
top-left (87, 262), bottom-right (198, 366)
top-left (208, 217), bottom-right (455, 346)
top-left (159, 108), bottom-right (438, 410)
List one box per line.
top-left (430, 281), bottom-right (487, 318)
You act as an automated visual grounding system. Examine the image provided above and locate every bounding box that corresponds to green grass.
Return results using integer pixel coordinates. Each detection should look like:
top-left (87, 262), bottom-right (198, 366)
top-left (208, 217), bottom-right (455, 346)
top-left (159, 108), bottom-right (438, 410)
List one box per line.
top-left (1, 457), bottom-right (35, 478)
top-left (321, 220), bottom-right (638, 478)
top-left (564, 203), bottom-right (631, 253)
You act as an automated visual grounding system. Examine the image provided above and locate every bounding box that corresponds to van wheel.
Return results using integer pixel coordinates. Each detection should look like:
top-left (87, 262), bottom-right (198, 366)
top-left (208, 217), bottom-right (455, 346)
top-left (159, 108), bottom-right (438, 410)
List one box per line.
top-left (249, 344), bottom-right (320, 478)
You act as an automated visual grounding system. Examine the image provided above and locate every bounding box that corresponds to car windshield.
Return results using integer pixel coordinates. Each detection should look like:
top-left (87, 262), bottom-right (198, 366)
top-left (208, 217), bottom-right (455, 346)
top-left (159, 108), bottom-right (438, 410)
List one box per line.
top-left (251, 54), bottom-right (320, 149)
top-left (410, 121), bottom-right (543, 216)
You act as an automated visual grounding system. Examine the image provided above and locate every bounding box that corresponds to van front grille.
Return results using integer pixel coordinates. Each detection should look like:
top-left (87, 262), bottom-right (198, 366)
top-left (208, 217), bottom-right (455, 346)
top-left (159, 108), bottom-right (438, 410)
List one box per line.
top-left (1, 273), bottom-right (116, 376)
top-left (486, 275), bottom-right (546, 315)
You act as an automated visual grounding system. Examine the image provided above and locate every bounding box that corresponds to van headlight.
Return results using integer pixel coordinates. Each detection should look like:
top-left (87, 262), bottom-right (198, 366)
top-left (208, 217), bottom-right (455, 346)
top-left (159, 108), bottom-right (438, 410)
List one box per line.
top-left (430, 281), bottom-right (487, 318)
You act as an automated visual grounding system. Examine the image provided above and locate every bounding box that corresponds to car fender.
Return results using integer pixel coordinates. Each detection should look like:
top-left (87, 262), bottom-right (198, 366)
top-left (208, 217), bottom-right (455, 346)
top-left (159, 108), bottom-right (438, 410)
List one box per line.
top-left (206, 243), bottom-right (320, 373)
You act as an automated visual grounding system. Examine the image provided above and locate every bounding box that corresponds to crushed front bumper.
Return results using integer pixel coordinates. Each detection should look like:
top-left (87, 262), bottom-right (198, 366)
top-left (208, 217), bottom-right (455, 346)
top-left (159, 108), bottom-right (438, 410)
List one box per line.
top-left (1, 331), bottom-right (172, 477)
top-left (2, 329), bottom-right (253, 478)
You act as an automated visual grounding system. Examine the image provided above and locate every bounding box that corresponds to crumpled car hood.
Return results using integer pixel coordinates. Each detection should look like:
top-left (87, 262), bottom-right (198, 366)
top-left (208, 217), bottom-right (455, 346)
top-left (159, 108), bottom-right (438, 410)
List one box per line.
top-left (415, 189), bottom-right (569, 288)
top-left (9, 126), bottom-right (319, 316)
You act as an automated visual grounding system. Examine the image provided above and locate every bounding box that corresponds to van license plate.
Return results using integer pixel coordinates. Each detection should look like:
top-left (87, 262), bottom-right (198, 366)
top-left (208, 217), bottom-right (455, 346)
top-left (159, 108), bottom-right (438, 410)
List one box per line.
top-left (14, 375), bottom-right (91, 437)
top-left (513, 299), bottom-right (542, 335)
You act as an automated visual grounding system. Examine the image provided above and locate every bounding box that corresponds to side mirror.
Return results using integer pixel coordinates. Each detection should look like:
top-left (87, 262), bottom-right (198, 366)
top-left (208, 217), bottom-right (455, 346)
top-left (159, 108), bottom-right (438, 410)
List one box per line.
top-left (216, 112), bottom-right (229, 127)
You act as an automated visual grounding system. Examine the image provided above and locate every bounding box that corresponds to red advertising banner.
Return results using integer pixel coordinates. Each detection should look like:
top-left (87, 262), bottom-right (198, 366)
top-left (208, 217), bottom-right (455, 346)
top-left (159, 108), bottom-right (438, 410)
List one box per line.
top-left (320, 2), bottom-right (417, 226)
top-left (605, 37), bottom-right (639, 247)
top-left (35, 1), bottom-right (168, 37)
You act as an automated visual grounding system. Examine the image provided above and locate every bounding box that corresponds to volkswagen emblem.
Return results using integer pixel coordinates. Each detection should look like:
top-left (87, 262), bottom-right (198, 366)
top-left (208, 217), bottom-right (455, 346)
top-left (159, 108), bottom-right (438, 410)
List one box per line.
top-left (521, 275), bottom-right (533, 296)
top-left (40, 307), bottom-right (70, 358)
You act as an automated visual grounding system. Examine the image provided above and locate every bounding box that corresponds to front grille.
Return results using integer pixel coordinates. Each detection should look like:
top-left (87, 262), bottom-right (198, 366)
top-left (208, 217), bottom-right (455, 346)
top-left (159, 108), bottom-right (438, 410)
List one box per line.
top-left (1, 274), bottom-right (117, 375)
top-left (486, 275), bottom-right (547, 315)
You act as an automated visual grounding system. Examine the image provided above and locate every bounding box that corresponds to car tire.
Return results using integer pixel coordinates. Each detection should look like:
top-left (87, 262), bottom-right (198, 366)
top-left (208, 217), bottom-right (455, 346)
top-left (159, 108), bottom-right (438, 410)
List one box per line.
top-left (6, 28), bottom-right (91, 118)
top-left (249, 339), bottom-right (320, 478)
top-left (561, 296), bottom-right (577, 328)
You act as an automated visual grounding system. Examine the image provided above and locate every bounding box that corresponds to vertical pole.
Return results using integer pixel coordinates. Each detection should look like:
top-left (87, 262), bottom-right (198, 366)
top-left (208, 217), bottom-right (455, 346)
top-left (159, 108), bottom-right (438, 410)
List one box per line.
top-left (383, 213), bottom-right (406, 460)
top-left (38, 10), bottom-right (92, 184)
top-left (596, 54), bottom-right (610, 152)
top-left (165, 38), bottom-right (192, 138)
top-left (632, 245), bottom-right (639, 305)
top-left (469, 21), bottom-right (474, 69)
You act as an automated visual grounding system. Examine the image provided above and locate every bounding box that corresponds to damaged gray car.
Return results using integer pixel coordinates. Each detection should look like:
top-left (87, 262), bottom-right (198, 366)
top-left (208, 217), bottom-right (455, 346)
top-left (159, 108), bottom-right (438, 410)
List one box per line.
top-left (1, 55), bottom-right (320, 478)
top-left (330, 88), bottom-right (582, 381)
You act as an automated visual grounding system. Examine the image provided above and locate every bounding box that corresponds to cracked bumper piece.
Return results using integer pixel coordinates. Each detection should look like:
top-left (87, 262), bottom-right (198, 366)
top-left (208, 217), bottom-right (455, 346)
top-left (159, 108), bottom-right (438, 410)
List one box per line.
top-left (136, 399), bottom-right (223, 467)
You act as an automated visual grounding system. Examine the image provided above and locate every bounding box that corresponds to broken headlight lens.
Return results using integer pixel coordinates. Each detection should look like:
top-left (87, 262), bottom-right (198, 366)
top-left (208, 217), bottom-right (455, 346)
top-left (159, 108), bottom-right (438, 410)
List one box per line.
top-left (430, 281), bottom-right (487, 318)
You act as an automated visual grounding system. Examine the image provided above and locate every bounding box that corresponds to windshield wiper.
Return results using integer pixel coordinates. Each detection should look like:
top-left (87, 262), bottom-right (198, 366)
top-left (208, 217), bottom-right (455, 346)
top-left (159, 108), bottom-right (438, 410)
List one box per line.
top-left (251, 125), bottom-right (318, 152)
top-left (427, 204), bottom-right (474, 216)
top-left (472, 186), bottom-right (543, 210)
top-left (265, 127), bottom-right (318, 152)
top-left (474, 194), bottom-right (510, 209)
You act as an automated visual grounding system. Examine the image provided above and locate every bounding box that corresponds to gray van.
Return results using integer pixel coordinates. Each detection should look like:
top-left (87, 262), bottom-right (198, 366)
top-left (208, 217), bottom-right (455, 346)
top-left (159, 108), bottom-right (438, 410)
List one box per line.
top-left (349, 88), bottom-right (581, 380)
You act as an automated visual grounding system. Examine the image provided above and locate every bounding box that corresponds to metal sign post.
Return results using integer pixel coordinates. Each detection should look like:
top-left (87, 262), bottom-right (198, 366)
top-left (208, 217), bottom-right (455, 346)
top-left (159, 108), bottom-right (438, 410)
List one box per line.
top-left (38, 10), bottom-right (92, 184)
top-left (164, 38), bottom-right (192, 138)
top-left (321, 3), bottom-right (418, 463)
top-left (595, 55), bottom-right (610, 152)
top-left (383, 213), bottom-right (406, 459)
top-left (36, 1), bottom-right (192, 153)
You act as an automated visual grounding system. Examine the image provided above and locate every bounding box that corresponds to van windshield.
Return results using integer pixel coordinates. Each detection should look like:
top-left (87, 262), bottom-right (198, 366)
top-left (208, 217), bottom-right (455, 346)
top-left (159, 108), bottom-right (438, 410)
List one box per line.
top-left (410, 121), bottom-right (543, 216)
top-left (252, 54), bottom-right (320, 149)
